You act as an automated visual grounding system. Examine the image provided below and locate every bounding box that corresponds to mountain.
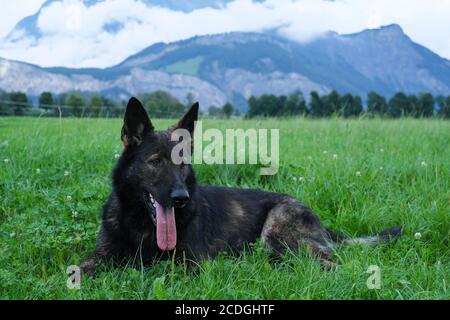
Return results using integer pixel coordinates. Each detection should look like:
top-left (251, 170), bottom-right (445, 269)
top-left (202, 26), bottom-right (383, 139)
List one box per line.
top-left (1, 24), bottom-right (450, 111)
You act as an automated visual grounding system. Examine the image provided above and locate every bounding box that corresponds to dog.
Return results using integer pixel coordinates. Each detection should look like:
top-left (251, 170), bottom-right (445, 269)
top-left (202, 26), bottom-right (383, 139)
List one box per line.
top-left (81, 97), bottom-right (401, 276)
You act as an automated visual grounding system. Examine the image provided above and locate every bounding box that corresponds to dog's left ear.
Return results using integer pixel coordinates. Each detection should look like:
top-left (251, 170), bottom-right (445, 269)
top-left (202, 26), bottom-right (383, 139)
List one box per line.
top-left (170, 102), bottom-right (199, 136)
top-left (121, 97), bottom-right (154, 148)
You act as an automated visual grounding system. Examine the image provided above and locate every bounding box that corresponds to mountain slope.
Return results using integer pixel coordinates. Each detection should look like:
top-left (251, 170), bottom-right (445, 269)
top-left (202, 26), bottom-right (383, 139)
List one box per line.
top-left (1, 25), bottom-right (450, 111)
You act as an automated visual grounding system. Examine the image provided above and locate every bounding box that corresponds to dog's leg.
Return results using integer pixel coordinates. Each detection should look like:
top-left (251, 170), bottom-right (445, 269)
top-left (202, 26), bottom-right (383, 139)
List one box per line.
top-left (80, 251), bottom-right (103, 278)
top-left (80, 227), bottom-right (119, 277)
top-left (260, 198), bottom-right (335, 268)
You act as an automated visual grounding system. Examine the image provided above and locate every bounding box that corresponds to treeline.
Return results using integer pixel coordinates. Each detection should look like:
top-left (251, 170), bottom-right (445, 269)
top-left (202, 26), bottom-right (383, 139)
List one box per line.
top-left (0, 89), bottom-right (238, 119)
top-left (0, 90), bottom-right (124, 117)
top-left (248, 90), bottom-right (450, 118)
top-left (0, 90), bottom-right (200, 118)
top-left (1, 88), bottom-right (450, 119)
top-left (207, 103), bottom-right (238, 118)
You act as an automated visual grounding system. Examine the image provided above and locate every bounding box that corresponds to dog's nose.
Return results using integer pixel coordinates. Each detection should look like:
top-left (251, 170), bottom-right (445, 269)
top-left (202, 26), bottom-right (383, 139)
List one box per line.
top-left (170, 189), bottom-right (190, 208)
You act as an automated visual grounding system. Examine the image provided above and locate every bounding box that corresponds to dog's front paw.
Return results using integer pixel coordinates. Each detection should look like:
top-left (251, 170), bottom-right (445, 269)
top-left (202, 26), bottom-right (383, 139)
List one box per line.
top-left (320, 260), bottom-right (339, 271)
top-left (80, 259), bottom-right (97, 278)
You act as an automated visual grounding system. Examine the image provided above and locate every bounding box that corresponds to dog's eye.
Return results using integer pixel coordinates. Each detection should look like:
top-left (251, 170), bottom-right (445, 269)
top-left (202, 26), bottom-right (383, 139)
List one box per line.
top-left (147, 157), bottom-right (161, 166)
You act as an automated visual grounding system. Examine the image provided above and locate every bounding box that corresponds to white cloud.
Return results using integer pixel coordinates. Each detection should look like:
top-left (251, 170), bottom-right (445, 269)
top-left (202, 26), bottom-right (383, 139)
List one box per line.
top-left (0, 0), bottom-right (449, 68)
top-left (0, 0), bottom-right (46, 38)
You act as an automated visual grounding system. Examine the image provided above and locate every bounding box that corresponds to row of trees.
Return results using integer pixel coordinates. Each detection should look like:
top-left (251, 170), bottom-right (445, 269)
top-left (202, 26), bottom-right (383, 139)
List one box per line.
top-left (1, 89), bottom-right (450, 118)
top-left (0, 91), bottom-right (31, 116)
top-left (0, 90), bottom-right (198, 118)
top-left (138, 91), bottom-right (189, 118)
top-left (248, 91), bottom-right (365, 118)
top-left (208, 102), bottom-right (237, 118)
top-left (0, 89), bottom-right (239, 119)
top-left (248, 92), bottom-right (308, 117)
top-left (0, 90), bottom-right (124, 117)
top-left (247, 90), bottom-right (450, 118)
top-left (138, 91), bottom-right (238, 118)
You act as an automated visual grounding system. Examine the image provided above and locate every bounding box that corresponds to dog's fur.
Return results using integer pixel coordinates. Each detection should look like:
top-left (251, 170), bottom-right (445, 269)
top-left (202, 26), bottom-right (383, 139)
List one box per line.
top-left (81, 97), bottom-right (401, 276)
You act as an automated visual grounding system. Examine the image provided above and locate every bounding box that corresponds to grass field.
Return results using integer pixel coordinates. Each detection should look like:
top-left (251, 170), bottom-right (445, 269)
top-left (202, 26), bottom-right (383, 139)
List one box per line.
top-left (162, 56), bottom-right (204, 76)
top-left (0, 116), bottom-right (448, 300)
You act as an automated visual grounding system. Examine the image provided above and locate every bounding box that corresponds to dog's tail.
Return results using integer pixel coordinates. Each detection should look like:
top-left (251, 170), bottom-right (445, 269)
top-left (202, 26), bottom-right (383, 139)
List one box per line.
top-left (325, 226), bottom-right (402, 246)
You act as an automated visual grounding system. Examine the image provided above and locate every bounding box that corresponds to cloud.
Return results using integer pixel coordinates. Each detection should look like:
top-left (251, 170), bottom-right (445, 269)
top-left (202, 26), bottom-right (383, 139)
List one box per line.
top-left (0, 0), bottom-right (449, 68)
top-left (0, 0), bottom-right (46, 38)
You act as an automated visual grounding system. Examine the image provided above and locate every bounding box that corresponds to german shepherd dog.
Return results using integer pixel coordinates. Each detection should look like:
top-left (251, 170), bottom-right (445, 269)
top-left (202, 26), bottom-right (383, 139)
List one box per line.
top-left (81, 97), bottom-right (401, 276)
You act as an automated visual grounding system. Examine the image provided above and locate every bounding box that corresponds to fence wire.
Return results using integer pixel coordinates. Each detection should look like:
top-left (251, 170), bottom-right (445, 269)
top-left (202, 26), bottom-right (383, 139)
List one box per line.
top-left (0, 99), bottom-right (189, 119)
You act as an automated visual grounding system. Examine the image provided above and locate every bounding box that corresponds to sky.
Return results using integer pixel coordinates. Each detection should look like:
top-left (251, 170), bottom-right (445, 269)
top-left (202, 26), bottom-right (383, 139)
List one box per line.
top-left (0, 0), bottom-right (449, 68)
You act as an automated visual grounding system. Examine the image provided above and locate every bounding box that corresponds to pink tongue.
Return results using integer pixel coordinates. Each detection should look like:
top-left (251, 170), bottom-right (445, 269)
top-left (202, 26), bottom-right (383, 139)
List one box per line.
top-left (155, 201), bottom-right (177, 251)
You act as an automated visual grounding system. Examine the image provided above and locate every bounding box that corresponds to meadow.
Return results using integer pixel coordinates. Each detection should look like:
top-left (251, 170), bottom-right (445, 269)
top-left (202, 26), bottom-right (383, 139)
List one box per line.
top-left (0, 116), bottom-right (448, 299)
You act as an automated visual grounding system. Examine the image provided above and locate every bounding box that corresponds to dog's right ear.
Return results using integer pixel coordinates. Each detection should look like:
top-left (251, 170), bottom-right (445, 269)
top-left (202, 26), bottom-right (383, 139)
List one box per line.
top-left (121, 97), bottom-right (154, 148)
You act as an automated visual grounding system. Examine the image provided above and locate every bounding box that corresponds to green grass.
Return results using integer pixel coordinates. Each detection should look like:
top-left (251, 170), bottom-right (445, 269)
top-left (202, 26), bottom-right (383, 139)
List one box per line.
top-left (162, 56), bottom-right (204, 76)
top-left (0, 117), bottom-right (448, 300)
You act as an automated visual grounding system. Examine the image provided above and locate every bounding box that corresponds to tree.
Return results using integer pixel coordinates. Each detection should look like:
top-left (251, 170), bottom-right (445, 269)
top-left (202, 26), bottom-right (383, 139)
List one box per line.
top-left (222, 102), bottom-right (234, 119)
top-left (284, 91), bottom-right (307, 116)
top-left (258, 95), bottom-right (279, 117)
top-left (9, 91), bottom-right (30, 116)
top-left (140, 91), bottom-right (186, 118)
top-left (39, 92), bottom-right (54, 108)
top-left (445, 96), bottom-right (450, 119)
top-left (340, 93), bottom-right (362, 118)
top-left (323, 90), bottom-right (340, 116)
top-left (388, 92), bottom-right (409, 118)
top-left (407, 95), bottom-right (420, 117)
top-left (0, 90), bottom-right (12, 116)
top-left (309, 91), bottom-right (323, 117)
top-left (39, 91), bottom-right (56, 115)
top-left (340, 93), bottom-right (354, 118)
top-left (248, 96), bottom-right (259, 118)
top-left (89, 95), bottom-right (103, 117)
top-left (101, 97), bottom-right (122, 117)
top-left (351, 95), bottom-right (363, 117)
top-left (208, 106), bottom-right (222, 118)
top-left (277, 95), bottom-right (287, 116)
top-left (418, 93), bottom-right (434, 117)
top-left (436, 95), bottom-right (445, 116)
top-left (367, 91), bottom-right (388, 115)
top-left (64, 93), bottom-right (86, 117)
top-left (436, 95), bottom-right (450, 118)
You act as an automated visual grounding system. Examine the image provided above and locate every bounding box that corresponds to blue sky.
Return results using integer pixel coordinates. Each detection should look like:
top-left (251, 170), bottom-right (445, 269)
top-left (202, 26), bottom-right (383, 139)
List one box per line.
top-left (1, 0), bottom-right (449, 68)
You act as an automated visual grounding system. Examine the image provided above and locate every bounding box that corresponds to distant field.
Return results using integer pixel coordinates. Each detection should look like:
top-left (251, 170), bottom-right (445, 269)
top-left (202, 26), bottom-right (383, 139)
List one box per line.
top-left (0, 117), bottom-right (448, 299)
top-left (162, 56), bottom-right (204, 76)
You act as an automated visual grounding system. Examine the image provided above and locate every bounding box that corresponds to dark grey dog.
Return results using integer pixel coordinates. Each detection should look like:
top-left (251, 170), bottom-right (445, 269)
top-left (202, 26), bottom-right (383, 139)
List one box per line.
top-left (81, 97), bottom-right (401, 275)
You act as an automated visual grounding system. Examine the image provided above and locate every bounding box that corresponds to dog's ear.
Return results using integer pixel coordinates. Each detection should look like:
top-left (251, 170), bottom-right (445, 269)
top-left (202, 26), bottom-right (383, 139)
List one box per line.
top-left (170, 102), bottom-right (199, 136)
top-left (121, 97), bottom-right (154, 148)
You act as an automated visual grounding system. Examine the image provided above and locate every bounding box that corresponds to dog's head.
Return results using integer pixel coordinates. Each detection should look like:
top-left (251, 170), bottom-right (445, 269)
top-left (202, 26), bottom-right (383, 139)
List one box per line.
top-left (114, 97), bottom-right (198, 251)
